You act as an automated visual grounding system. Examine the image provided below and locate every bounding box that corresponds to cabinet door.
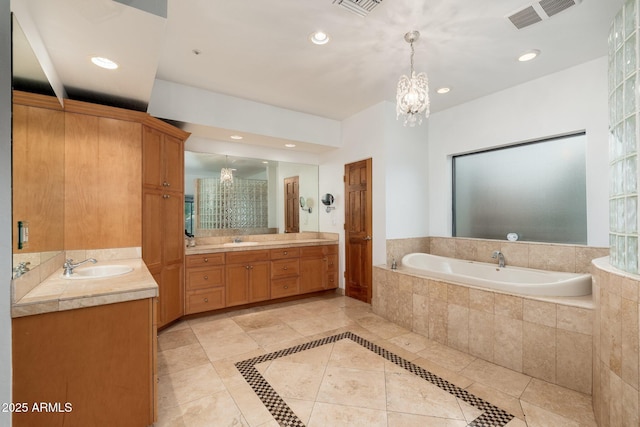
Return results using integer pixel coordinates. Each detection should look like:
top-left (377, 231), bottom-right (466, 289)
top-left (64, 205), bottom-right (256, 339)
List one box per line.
top-left (161, 262), bottom-right (183, 326)
top-left (226, 264), bottom-right (249, 306)
top-left (163, 134), bottom-right (183, 191)
top-left (300, 256), bottom-right (325, 293)
top-left (249, 262), bottom-right (270, 302)
top-left (142, 126), bottom-right (163, 189)
top-left (142, 190), bottom-right (163, 272)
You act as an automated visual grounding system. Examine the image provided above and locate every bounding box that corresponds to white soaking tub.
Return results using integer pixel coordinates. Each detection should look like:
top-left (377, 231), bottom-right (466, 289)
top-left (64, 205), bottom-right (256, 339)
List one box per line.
top-left (400, 253), bottom-right (591, 297)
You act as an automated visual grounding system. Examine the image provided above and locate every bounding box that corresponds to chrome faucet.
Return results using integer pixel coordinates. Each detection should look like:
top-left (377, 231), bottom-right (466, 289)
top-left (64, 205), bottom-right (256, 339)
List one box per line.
top-left (491, 251), bottom-right (505, 268)
top-left (13, 262), bottom-right (31, 279)
top-left (233, 237), bottom-right (243, 243)
top-left (63, 258), bottom-right (97, 277)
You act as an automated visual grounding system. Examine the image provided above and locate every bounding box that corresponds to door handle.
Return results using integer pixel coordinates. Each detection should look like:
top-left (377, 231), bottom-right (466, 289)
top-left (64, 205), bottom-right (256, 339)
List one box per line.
top-left (363, 236), bottom-right (372, 241)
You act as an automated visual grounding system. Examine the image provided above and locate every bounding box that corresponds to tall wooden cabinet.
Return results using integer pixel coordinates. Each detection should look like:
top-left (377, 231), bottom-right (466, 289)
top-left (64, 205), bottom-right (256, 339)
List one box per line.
top-left (142, 124), bottom-right (190, 328)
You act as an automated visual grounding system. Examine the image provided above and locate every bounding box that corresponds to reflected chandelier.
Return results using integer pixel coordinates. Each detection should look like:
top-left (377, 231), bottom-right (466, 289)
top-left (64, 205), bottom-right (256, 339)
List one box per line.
top-left (396, 30), bottom-right (430, 127)
top-left (220, 156), bottom-right (233, 184)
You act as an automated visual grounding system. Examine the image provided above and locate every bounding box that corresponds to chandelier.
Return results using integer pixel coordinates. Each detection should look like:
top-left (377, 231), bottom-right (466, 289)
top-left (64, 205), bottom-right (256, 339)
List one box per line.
top-left (220, 156), bottom-right (233, 184)
top-left (396, 30), bottom-right (430, 127)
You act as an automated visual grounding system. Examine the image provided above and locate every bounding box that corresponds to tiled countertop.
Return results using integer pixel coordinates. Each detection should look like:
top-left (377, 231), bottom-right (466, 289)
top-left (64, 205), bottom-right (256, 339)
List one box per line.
top-left (185, 238), bottom-right (339, 255)
top-left (11, 258), bottom-right (158, 318)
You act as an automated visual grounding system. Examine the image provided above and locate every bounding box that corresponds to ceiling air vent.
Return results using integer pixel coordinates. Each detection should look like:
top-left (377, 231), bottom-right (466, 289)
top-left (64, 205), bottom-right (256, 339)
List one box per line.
top-left (333, 0), bottom-right (383, 17)
top-left (507, 0), bottom-right (581, 30)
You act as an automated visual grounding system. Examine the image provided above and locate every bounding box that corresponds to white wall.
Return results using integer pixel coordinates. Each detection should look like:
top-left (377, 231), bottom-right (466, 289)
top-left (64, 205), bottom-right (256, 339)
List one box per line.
top-left (1, 0), bottom-right (13, 424)
top-left (427, 57), bottom-right (609, 247)
top-left (319, 101), bottom-right (430, 280)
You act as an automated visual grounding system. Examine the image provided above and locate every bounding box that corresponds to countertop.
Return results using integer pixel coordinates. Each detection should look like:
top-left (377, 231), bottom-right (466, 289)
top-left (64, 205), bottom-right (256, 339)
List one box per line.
top-left (185, 238), bottom-right (339, 255)
top-left (11, 258), bottom-right (158, 318)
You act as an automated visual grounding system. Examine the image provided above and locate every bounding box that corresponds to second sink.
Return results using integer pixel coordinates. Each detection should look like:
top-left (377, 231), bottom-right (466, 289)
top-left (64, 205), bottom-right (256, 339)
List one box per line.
top-left (63, 265), bottom-right (133, 280)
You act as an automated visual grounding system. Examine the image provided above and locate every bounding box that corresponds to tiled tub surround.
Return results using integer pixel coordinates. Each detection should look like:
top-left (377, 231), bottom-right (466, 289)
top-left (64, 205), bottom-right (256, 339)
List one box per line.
top-left (592, 257), bottom-right (640, 426)
top-left (10, 246), bottom-right (158, 317)
top-left (372, 266), bottom-right (594, 395)
top-left (387, 236), bottom-right (609, 274)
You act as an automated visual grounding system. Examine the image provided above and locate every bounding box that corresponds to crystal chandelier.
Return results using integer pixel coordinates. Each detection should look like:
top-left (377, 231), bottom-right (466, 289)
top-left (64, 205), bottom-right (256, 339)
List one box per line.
top-left (396, 30), bottom-right (430, 127)
top-left (220, 156), bottom-right (233, 184)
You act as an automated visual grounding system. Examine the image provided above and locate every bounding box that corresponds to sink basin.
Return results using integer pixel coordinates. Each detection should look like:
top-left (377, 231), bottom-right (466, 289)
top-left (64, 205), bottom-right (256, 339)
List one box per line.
top-left (62, 264), bottom-right (133, 280)
top-left (222, 241), bottom-right (259, 247)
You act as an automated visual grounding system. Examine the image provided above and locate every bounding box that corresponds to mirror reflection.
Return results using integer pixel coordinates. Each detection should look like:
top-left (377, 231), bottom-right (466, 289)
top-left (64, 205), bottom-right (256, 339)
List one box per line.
top-left (185, 151), bottom-right (319, 237)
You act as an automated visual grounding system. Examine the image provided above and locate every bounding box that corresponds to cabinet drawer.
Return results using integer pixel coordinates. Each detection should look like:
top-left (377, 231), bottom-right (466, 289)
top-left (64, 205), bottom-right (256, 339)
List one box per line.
top-left (299, 245), bottom-right (325, 258)
top-left (226, 250), bottom-right (270, 265)
top-left (271, 277), bottom-right (299, 298)
top-left (270, 247), bottom-right (300, 260)
top-left (326, 254), bottom-right (338, 273)
top-left (186, 266), bottom-right (225, 291)
top-left (326, 244), bottom-right (338, 255)
top-left (186, 288), bottom-right (225, 314)
top-left (271, 259), bottom-right (299, 279)
top-left (186, 253), bottom-right (225, 267)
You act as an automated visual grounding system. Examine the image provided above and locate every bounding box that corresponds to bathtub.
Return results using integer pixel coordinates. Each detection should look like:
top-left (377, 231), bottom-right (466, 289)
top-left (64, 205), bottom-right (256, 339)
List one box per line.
top-left (400, 253), bottom-right (592, 297)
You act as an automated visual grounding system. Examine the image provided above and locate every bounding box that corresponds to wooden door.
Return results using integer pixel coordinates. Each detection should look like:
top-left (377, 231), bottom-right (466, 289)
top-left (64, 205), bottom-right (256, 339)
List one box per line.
top-left (344, 158), bottom-right (373, 303)
top-left (284, 176), bottom-right (299, 233)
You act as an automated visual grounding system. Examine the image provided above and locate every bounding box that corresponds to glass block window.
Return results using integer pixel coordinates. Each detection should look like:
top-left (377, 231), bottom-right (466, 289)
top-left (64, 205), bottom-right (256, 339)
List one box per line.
top-left (453, 133), bottom-right (587, 244)
top-left (197, 178), bottom-right (268, 229)
top-left (609, 0), bottom-right (640, 273)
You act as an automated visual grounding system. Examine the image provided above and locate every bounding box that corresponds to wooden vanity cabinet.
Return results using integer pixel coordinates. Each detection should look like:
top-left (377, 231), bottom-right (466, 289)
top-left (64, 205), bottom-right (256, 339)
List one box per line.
top-left (225, 250), bottom-right (271, 307)
top-left (142, 123), bottom-right (190, 328)
top-left (300, 245), bottom-right (339, 293)
top-left (185, 253), bottom-right (226, 314)
top-left (12, 298), bottom-right (156, 427)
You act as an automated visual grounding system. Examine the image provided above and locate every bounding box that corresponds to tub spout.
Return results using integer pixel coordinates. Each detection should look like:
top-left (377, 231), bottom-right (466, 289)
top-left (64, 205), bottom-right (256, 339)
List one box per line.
top-left (491, 251), bottom-right (505, 268)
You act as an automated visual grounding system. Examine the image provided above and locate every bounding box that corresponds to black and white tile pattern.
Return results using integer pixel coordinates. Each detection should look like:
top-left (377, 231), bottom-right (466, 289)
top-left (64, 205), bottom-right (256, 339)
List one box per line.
top-left (235, 331), bottom-right (514, 427)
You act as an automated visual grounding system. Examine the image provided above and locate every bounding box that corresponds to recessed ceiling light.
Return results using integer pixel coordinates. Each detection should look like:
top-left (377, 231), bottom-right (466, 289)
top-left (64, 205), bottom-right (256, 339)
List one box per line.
top-left (309, 31), bottom-right (330, 45)
top-left (284, 143), bottom-right (296, 148)
top-left (518, 50), bottom-right (540, 62)
top-left (91, 56), bottom-right (118, 70)
top-left (230, 135), bottom-right (243, 140)
top-left (437, 87), bottom-right (451, 94)
top-left (262, 161), bottom-right (269, 164)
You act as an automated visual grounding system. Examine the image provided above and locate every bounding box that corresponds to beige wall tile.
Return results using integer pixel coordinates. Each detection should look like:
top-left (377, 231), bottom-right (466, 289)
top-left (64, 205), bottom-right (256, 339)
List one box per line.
top-left (556, 305), bottom-right (593, 336)
top-left (523, 299), bottom-right (556, 327)
top-left (609, 371), bottom-right (623, 427)
top-left (429, 280), bottom-right (448, 301)
top-left (428, 298), bottom-right (448, 345)
top-left (500, 242), bottom-right (529, 269)
top-left (523, 322), bottom-right (556, 383)
top-left (469, 309), bottom-right (494, 362)
top-left (620, 298), bottom-right (639, 389)
top-left (475, 240), bottom-right (502, 264)
top-left (469, 289), bottom-right (494, 314)
top-left (412, 276), bottom-right (429, 297)
top-left (622, 381), bottom-right (639, 427)
top-left (447, 284), bottom-right (469, 307)
top-left (455, 239), bottom-right (478, 261)
top-left (495, 294), bottom-right (523, 320)
top-left (556, 329), bottom-right (592, 395)
top-left (620, 276), bottom-right (639, 302)
top-left (386, 237), bottom-right (430, 266)
top-left (493, 318), bottom-right (523, 372)
top-left (430, 237), bottom-right (455, 257)
top-left (412, 293), bottom-right (429, 336)
top-left (575, 246), bottom-right (608, 274)
top-left (528, 243), bottom-right (576, 273)
top-left (447, 304), bottom-right (469, 353)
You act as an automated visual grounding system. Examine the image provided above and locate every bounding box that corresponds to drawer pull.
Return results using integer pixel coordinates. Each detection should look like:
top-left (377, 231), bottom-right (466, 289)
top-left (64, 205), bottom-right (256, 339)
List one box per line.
top-left (204, 298), bottom-right (209, 303)
top-left (283, 285), bottom-right (289, 289)
top-left (204, 276), bottom-right (208, 280)
top-left (283, 251), bottom-right (288, 255)
top-left (283, 266), bottom-right (288, 270)
top-left (204, 258), bottom-right (209, 263)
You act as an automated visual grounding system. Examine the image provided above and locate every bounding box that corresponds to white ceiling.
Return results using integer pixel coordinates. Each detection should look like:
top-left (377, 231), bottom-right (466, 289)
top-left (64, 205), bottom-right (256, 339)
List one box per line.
top-left (15, 0), bottom-right (622, 124)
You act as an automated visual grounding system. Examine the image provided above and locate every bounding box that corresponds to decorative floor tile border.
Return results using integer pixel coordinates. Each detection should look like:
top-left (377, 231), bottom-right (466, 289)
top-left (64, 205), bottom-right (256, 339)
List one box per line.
top-left (235, 331), bottom-right (514, 427)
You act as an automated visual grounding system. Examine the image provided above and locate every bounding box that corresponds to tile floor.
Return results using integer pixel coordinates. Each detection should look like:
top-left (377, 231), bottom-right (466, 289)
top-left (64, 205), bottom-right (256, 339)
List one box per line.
top-left (154, 294), bottom-right (596, 427)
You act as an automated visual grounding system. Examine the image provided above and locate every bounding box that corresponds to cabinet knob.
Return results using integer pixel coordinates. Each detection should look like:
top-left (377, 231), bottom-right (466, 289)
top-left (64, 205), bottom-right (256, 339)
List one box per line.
top-left (204, 298), bottom-right (208, 303)
top-left (283, 251), bottom-right (288, 255)
top-left (283, 285), bottom-right (289, 289)
top-left (204, 276), bottom-right (208, 280)
top-left (163, 194), bottom-right (170, 199)
top-left (283, 266), bottom-right (288, 270)
top-left (246, 265), bottom-right (250, 270)
top-left (163, 181), bottom-right (170, 187)
top-left (204, 258), bottom-right (208, 262)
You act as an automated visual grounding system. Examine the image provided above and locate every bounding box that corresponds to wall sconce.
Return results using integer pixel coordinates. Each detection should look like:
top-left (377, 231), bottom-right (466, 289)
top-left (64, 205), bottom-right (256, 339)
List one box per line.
top-left (321, 193), bottom-right (335, 213)
top-left (299, 196), bottom-right (312, 213)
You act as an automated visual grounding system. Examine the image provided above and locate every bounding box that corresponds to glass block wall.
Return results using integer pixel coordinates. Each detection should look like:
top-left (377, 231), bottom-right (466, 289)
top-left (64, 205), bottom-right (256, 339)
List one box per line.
top-left (610, 0), bottom-right (640, 273)
top-left (197, 177), bottom-right (268, 229)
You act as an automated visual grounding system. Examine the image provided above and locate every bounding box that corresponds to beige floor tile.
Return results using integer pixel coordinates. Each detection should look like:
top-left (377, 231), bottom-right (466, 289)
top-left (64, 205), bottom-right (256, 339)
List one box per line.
top-left (282, 398), bottom-right (315, 425)
top-left (276, 342), bottom-right (334, 366)
top-left (387, 412), bottom-right (467, 427)
top-left (521, 400), bottom-right (580, 427)
top-left (161, 319), bottom-right (192, 333)
top-left (417, 340), bottom-right (476, 373)
top-left (353, 312), bottom-right (410, 339)
top-left (231, 311), bottom-right (285, 331)
top-left (308, 402), bottom-right (387, 427)
top-left (157, 342), bottom-right (210, 376)
top-left (287, 316), bottom-right (342, 336)
top-left (460, 359), bottom-right (531, 398)
top-left (411, 357), bottom-right (474, 389)
top-left (228, 381), bottom-right (274, 426)
top-left (157, 363), bottom-right (226, 409)
top-left (457, 398), bottom-right (484, 423)
top-left (190, 317), bottom-right (246, 341)
top-left (465, 382), bottom-right (525, 420)
top-left (199, 332), bottom-right (261, 361)
top-left (261, 359), bottom-right (326, 400)
top-left (520, 379), bottom-right (596, 425)
top-left (154, 403), bottom-right (185, 427)
top-left (385, 371), bottom-right (466, 420)
top-left (327, 339), bottom-right (386, 371)
top-left (179, 390), bottom-right (248, 427)
top-left (247, 322), bottom-right (305, 347)
top-left (387, 331), bottom-right (432, 354)
top-left (158, 327), bottom-right (199, 352)
top-left (316, 366), bottom-right (387, 410)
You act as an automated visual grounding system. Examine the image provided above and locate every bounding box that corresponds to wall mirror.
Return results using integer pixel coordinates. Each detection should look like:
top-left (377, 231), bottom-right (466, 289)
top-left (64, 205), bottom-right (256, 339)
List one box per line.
top-left (185, 151), bottom-right (319, 237)
top-left (11, 13), bottom-right (65, 273)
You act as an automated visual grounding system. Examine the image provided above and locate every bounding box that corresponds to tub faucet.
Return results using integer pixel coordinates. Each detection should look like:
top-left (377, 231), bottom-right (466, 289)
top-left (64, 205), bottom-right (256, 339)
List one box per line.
top-left (233, 237), bottom-right (243, 243)
top-left (491, 251), bottom-right (505, 268)
top-left (63, 258), bottom-right (97, 277)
